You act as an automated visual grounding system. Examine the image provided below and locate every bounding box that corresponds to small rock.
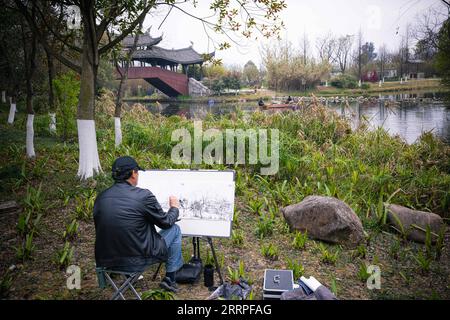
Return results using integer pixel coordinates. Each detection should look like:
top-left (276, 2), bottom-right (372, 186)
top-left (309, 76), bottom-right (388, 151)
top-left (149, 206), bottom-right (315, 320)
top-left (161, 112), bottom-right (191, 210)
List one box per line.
top-left (281, 196), bottom-right (365, 248)
top-left (386, 204), bottom-right (445, 243)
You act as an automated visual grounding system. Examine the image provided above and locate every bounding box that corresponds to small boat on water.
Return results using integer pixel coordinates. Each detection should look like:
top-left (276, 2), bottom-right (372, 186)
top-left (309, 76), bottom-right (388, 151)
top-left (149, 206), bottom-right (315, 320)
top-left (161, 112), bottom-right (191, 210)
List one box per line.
top-left (261, 103), bottom-right (295, 109)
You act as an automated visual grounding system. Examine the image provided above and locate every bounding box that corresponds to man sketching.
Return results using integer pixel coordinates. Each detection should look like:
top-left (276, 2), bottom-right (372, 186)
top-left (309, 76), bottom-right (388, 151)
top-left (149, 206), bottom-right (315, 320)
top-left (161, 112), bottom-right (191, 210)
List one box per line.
top-left (94, 156), bottom-right (183, 292)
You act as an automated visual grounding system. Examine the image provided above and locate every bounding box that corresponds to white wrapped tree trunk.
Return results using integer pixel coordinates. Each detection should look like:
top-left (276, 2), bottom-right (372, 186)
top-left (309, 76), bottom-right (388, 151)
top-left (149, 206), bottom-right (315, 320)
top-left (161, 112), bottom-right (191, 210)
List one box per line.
top-left (26, 114), bottom-right (35, 158)
top-left (1, 91), bottom-right (5, 103)
top-left (7, 103), bottom-right (16, 124)
top-left (49, 113), bottom-right (56, 133)
top-left (114, 117), bottom-right (122, 147)
top-left (77, 119), bottom-right (102, 179)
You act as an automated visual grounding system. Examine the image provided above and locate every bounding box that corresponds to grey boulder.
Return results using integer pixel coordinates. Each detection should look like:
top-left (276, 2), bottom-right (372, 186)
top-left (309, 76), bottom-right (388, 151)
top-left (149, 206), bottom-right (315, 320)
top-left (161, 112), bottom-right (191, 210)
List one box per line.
top-left (386, 204), bottom-right (445, 243)
top-left (281, 196), bottom-right (364, 248)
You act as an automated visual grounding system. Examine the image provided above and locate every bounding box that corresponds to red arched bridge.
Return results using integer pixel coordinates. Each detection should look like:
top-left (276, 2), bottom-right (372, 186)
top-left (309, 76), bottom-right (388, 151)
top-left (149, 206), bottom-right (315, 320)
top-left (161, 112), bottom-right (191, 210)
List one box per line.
top-left (117, 67), bottom-right (188, 97)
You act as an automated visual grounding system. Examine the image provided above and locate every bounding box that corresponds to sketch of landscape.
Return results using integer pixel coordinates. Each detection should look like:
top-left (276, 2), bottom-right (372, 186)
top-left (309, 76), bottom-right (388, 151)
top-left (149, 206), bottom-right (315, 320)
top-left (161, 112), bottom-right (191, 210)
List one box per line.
top-left (157, 182), bottom-right (234, 221)
top-left (137, 170), bottom-right (235, 237)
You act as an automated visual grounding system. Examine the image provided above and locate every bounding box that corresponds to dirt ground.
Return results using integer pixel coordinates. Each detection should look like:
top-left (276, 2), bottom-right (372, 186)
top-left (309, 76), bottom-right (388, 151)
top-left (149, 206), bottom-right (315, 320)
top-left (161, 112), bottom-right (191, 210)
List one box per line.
top-left (1, 193), bottom-right (449, 300)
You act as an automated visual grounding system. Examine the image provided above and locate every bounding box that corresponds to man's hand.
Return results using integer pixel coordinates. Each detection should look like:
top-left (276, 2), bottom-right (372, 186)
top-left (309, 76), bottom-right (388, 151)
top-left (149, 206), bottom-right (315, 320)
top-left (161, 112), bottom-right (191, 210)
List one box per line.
top-left (169, 196), bottom-right (180, 208)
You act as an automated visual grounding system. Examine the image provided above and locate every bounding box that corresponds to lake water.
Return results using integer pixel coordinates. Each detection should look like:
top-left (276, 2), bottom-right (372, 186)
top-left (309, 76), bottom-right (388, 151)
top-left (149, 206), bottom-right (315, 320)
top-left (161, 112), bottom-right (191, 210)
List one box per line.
top-left (328, 101), bottom-right (450, 144)
top-left (141, 92), bottom-right (450, 144)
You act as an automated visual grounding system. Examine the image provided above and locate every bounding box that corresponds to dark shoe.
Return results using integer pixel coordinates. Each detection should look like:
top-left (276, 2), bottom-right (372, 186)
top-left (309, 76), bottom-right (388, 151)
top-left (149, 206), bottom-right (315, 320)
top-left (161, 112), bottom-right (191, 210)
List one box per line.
top-left (160, 277), bottom-right (179, 293)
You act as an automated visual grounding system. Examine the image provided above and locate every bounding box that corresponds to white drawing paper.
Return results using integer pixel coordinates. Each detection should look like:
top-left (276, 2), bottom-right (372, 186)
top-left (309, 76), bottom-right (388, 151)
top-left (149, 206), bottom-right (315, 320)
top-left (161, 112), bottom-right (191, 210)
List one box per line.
top-left (137, 170), bottom-right (235, 237)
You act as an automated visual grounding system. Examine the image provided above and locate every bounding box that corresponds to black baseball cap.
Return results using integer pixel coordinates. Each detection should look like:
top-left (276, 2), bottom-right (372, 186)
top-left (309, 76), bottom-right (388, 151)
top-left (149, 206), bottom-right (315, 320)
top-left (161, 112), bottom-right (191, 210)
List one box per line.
top-left (112, 156), bottom-right (144, 180)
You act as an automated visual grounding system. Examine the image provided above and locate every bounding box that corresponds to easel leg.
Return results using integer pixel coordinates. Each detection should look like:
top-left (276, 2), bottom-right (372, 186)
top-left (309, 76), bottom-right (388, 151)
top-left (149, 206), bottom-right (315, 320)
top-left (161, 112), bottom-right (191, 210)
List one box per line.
top-left (193, 237), bottom-right (200, 258)
top-left (152, 263), bottom-right (162, 281)
top-left (207, 237), bottom-right (224, 285)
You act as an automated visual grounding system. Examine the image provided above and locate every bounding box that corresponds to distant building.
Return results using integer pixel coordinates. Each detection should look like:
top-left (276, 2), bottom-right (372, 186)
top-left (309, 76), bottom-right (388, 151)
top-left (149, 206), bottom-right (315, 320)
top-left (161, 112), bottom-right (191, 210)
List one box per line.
top-left (330, 68), bottom-right (342, 78)
top-left (362, 69), bottom-right (379, 82)
top-left (404, 59), bottom-right (426, 79)
top-left (117, 31), bottom-right (214, 97)
top-left (121, 31), bottom-right (214, 80)
top-left (379, 68), bottom-right (397, 79)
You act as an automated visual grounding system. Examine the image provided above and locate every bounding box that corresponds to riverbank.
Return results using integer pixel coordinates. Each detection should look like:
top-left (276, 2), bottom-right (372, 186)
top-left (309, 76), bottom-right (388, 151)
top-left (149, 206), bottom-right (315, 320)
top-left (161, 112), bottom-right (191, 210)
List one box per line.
top-left (0, 97), bottom-right (449, 300)
top-left (123, 79), bottom-right (447, 104)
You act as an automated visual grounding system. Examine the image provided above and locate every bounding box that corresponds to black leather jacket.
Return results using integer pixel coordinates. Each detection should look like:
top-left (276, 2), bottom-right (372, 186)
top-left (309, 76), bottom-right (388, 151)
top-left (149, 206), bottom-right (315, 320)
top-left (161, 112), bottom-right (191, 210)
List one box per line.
top-left (94, 181), bottom-right (179, 272)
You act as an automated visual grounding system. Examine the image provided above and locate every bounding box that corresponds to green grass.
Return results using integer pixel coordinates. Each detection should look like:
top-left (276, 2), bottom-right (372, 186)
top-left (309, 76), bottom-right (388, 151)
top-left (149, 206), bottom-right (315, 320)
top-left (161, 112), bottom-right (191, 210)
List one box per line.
top-left (292, 231), bottom-right (308, 250)
top-left (261, 243), bottom-right (279, 261)
top-left (318, 243), bottom-right (340, 265)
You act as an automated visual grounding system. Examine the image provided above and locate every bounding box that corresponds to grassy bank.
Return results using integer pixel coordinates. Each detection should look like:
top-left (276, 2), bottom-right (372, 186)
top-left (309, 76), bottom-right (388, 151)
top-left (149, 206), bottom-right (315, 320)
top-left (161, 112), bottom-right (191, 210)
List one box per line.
top-left (123, 79), bottom-right (447, 103)
top-left (312, 78), bottom-right (446, 96)
top-left (0, 96), bottom-right (449, 300)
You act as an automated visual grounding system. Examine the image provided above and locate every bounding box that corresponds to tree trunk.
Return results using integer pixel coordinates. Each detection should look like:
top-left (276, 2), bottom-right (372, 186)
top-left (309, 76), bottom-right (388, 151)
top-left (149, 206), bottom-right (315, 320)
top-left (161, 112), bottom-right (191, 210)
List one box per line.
top-left (114, 73), bottom-right (125, 147)
top-left (1, 91), bottom-right (5, 103)
top-left (46, 49), bottom-right (56, 134)
top-left (114, 116), bottom-right (122, 147)
top-left (7, 96), bottom-right (16, 124)
top-left (113, 10), bottom-right (145, 147)
top-left (26, 74), bottom-right (35, 158)
top-left (24, 14), bottom-right (37, 158)
top-left (76, 25), bottom-right (102, 179)
top-left (26, 114), bottom-right (35, 158)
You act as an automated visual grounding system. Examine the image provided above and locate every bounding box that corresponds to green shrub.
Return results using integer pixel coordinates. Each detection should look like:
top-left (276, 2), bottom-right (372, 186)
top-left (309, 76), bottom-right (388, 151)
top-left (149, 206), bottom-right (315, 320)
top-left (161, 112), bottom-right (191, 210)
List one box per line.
top-left (0, 270), bottom-right (13, 298)
top-left (63, 219), bottom-right (79, 240)
top-left (123, 122), bottom-right (151, 149)
top-left (34, 114), bottom-right (52, 137)
top-left (330, 275), bottom-right (338, 297)
top-left (255, 213), bottom-right (274, 239)
top-left (227, 266), bottom-right (241, 284)
top-left (73, 189), bottom-right (96, 221)
top-left (286, 258), bottom-right (304, 279)
top-left (55, 241), bottom-right (74, 269)
top-left (414, 251), bottom-right (432, 274)
top-left (357, 262), bottom-right (371, 282)
top-left (141, 289), bottom-right (175, 300)
top-left (261, 243), bottom-right (279, 260)
top-left (246, 198), bottom-right (265, 215)
top-left (330, 74), bottom-right (358, 89)
top-left (202, 250), bottom-right (214, 268)
top-left (15, 233), bottom-right (36, 261)
top-left (292, 231), bottom-right (308, 250)
top-left (16, 210), bottom-right (41, 237)
top-left (231, 230), bottom-right (244, 247)
top-left (53, 71), bottom-right (80, 141)
top-left (353, 244), bottom-right (367, 259)
top-left (23, 183), bottom-right (45, 215)
top-left (318, 243), bottom-right (339, 265)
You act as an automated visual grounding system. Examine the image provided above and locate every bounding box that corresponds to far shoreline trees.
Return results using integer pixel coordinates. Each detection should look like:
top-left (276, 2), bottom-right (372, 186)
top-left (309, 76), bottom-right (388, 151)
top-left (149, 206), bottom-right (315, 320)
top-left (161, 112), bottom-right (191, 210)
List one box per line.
top-left (262, 41), bottom-right (331, 92)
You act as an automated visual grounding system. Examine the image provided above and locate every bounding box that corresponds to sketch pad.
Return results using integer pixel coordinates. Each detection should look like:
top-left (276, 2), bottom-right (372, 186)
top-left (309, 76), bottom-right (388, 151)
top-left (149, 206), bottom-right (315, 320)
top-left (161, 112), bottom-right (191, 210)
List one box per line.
top-left (137, 170), bottom-right (235, 238)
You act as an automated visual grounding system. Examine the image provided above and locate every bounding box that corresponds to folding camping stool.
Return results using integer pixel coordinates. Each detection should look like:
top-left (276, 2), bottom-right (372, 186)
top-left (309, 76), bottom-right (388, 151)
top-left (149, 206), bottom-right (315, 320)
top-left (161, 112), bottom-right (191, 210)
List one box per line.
top-left (96, 267), bottom-right (143, 300)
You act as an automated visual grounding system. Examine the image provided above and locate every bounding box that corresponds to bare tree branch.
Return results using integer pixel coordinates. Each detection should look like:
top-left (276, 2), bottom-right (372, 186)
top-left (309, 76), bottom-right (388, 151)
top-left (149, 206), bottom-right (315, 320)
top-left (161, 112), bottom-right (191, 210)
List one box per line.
top-left (98, 1), bottom-right (155, 55)
top-left (13, 0), bottom-right (82, 73)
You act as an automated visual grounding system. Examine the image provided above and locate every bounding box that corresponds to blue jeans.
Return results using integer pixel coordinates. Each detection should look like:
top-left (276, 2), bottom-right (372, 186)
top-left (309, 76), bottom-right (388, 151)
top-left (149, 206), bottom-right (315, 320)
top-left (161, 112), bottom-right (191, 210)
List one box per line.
top-left (159, 224), bottom-right (183, 273)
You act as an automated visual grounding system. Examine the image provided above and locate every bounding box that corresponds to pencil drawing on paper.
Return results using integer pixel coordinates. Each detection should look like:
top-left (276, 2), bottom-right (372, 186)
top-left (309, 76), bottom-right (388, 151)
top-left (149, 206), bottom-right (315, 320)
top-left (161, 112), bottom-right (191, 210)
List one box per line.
top-left (180, 196), bottom-right (233, 221)
top-left (160, 193), bottom-right (233, 221)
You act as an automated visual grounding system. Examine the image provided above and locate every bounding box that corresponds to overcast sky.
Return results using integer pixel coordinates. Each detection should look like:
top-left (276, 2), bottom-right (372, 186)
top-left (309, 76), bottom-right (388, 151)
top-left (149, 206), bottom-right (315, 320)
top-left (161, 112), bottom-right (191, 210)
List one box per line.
top-left (142, 0), bottom-right (446, 68)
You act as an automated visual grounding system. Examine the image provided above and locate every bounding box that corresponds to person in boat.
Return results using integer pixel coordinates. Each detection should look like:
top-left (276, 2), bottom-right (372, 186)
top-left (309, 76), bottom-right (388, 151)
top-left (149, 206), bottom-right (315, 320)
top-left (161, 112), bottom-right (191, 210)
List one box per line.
top-left (286, 95), bottom-right (293, 104)
top-left (258, 98), bottom-right (265, 107)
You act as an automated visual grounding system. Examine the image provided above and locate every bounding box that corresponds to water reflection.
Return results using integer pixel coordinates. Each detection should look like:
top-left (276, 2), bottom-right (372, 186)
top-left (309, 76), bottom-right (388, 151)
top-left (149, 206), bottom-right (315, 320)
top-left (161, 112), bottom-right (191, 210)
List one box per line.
top-left (143, 94), bottom-right (450, 144)
top-left (330, 101), bottom-right (450, 144)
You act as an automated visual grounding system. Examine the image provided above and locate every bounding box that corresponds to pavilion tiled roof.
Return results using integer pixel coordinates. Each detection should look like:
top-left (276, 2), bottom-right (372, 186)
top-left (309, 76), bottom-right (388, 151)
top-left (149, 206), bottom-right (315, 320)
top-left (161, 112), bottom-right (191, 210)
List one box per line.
top-left (122, 33), bottom-right (162, 48)
top-left (131, 46), bottom-right (214, 65)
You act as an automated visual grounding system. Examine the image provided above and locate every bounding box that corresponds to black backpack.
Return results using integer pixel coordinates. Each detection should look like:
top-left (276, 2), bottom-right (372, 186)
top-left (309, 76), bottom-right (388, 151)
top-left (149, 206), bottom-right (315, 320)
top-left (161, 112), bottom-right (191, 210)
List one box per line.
top-left (175, 256), bottom-right (202, 284)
